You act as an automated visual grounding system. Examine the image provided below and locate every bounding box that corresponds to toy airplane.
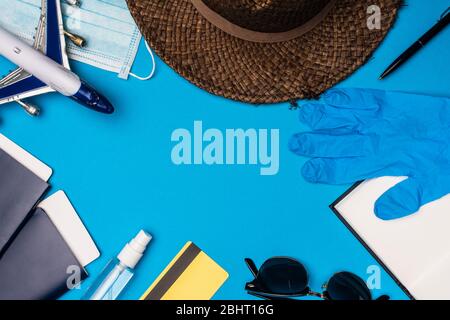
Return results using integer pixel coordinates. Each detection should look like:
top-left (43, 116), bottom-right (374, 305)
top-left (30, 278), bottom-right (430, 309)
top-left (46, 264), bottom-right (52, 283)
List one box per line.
top-left (0, 0), bottom-right (114, 116)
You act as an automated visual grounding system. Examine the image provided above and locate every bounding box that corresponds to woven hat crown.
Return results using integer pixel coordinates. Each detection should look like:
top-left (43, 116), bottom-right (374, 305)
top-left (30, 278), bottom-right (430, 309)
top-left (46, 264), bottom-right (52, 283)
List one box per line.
top-left (126, 0), bottom-right (402, 103)
top-left (202, 0), bottom-right (333, 33)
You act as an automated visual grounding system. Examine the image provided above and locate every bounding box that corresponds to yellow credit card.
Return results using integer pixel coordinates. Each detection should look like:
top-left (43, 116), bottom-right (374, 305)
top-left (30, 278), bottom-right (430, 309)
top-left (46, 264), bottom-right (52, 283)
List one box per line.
top-left (141, 242), bottom-right (228, 300)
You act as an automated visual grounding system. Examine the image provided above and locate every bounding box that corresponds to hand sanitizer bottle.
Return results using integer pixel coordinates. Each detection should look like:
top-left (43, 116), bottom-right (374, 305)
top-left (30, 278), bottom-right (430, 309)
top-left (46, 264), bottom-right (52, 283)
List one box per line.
top-left (82, 230), bottom-right (152, 300)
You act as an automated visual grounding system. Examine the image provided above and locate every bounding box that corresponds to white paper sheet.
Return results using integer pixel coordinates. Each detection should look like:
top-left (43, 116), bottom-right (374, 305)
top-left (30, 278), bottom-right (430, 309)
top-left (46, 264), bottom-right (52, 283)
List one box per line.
top-left (39, 191), bottom-right (100, 267)
top-left (0, 133), bottom-right (52, 181)
top-left (334, 177), bottom-right (450, 300)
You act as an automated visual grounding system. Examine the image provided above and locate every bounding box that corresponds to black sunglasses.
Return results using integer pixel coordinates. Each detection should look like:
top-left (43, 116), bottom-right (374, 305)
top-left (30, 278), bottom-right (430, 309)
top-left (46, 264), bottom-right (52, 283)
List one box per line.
top-left (245, 257), bottom-right (389, 301)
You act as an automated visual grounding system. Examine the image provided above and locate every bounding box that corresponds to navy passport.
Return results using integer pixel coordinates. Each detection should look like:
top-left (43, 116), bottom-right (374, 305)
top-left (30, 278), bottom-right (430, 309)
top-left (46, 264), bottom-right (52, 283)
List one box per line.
top-left (0, 208), bottom-right (87, 300)
top-left (0, 149), bottom-right (49, 254)
top-left (0, 149), bottom-right (86, 299)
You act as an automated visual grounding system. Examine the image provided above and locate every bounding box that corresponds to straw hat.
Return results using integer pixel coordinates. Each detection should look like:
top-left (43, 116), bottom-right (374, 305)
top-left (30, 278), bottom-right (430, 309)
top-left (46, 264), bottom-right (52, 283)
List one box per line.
top-left (127, 0), bottom-right (402, 103)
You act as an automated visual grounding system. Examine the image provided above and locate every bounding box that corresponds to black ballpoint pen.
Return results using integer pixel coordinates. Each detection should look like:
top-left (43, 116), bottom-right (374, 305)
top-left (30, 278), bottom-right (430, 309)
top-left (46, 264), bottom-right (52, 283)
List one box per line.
top-left (379, 8), bottom-right (450, 80)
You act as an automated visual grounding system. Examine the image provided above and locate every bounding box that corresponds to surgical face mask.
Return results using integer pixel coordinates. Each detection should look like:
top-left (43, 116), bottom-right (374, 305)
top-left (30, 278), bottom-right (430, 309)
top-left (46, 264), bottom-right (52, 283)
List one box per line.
top-left (0, 0), bottom-right (154, 80)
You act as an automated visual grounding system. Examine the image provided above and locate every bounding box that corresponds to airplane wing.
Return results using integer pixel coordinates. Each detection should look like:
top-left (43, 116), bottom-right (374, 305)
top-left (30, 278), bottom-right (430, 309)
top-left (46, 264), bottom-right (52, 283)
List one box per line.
top-left (0, 0), bottom-right (70, 105)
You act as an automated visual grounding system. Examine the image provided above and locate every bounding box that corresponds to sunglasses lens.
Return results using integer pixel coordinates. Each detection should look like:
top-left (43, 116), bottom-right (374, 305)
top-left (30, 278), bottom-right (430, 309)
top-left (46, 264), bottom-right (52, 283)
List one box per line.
top-left (326, 272), bottom-right (372, 300)
top-left (257, 258), bottom-right (308, 295)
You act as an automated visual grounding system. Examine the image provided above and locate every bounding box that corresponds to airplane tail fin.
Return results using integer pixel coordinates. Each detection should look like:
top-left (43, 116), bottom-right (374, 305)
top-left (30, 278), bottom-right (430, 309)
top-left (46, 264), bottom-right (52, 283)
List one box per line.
top-left (43, 0), bottom-right (68, 68)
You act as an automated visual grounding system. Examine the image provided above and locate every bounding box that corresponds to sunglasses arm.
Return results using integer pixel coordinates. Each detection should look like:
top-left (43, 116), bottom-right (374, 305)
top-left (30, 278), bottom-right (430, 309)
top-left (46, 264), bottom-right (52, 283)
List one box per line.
top-left (307, 291), bottom-right (324, 299)
top-left (244, 258), bottom-right (259, 278)
top-left (247, 291), bottom-right (295, 301)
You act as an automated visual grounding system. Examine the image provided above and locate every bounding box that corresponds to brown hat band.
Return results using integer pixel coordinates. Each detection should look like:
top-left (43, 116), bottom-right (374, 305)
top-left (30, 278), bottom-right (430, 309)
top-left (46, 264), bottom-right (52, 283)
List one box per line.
top-left (191, 0), bottom-right (338, 43)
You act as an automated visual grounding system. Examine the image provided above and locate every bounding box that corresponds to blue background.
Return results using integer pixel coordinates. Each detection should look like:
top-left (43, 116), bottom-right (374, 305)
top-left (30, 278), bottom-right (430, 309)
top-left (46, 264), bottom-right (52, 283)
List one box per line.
top-left (0, 0), bottom-right (449, 300)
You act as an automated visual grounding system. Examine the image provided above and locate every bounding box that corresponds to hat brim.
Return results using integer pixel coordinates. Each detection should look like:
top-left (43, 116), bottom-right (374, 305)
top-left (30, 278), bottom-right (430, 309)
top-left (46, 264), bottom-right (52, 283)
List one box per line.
top-left (127, 0), bottom-right (402, 104)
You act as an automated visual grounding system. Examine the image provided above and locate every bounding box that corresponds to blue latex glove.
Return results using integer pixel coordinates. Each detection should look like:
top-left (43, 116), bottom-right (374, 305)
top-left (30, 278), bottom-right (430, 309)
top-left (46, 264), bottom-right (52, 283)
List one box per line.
top-left (289, 88), bottom-right (450, 220)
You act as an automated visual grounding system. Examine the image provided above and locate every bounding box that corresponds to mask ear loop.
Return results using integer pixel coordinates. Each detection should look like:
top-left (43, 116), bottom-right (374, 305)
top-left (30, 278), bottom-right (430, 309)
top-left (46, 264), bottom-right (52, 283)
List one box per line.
top-left (129, 41), bottom-right (156, 81)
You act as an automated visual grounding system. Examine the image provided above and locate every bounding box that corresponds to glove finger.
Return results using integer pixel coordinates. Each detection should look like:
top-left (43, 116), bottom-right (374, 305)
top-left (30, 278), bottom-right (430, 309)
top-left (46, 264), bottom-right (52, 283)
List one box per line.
top-left (299, 103), bottom-right (372, 131)
top-left (322, 88), bottom-right (382, 110)
top-left (289, 132), bottom-right (370, 158)
top-left (375, 175), bottom-right (450, 220)
top-left (374, 178), bottom-right (422, 220)
top-left (302, 158), bottom-right (406, 184)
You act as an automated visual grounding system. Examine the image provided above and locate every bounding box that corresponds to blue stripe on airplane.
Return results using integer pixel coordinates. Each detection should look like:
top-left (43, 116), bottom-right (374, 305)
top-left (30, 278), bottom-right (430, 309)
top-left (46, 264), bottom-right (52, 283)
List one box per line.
top-left (0, 0), bottom-right (62, 100)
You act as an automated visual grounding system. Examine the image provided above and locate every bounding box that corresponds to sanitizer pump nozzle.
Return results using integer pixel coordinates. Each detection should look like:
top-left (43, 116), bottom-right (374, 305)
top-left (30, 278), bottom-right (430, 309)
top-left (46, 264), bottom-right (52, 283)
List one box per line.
top-left (82, 230), bottom-right (152, 300)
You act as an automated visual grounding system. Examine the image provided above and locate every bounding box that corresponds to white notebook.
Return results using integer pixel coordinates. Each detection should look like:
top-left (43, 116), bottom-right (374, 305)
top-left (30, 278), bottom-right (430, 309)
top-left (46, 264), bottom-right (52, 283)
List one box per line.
top-left (332, 177), bottom-right (450, 300)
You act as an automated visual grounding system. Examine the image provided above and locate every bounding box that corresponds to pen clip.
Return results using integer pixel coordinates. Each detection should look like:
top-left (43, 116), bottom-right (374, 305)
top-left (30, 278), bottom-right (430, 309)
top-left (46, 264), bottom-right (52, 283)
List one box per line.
top-left (440, 7), bottom-right (449, 20)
